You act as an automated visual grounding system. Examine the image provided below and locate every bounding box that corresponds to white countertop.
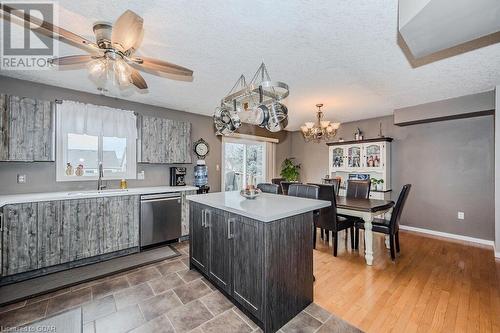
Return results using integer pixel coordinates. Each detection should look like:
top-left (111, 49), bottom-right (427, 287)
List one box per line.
top-left (0, 186), bottom-right (198, 206)
top-left (186, 191), bottom-right (331, 222)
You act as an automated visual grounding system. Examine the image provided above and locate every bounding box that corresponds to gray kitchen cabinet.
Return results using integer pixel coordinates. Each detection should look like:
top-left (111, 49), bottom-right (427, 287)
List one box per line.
top-left (189, 203), bottom-right (208, 273)
top-left (2, 203), bottom-right (39, 276)
top-left (189, 203), bottom-right (263, 318)
top-left (1, 195), bottom-right (139, 277)
top-left (0, 94), bottom-right (54, 161)
top-left (207, 210), bottom-right (232, 294)
top-left (138, 115), bottom-right (192, 164)
top-left (232, 216), bottom-right (263, 319)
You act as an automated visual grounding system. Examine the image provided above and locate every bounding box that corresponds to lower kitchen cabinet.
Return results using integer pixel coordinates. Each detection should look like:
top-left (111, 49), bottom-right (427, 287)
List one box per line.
top-left (1, 195), bottom-right (140, 277)
top-left (189, 202), bottom-right (208, 273)
top-left (189, 203), bottom-right (264, 319)
top-left (232, 216), bottom-right (263, 319)
top-left (2, 203), bottom-right (38, 276)
top-left (207, 210), bottom-right (232, 294)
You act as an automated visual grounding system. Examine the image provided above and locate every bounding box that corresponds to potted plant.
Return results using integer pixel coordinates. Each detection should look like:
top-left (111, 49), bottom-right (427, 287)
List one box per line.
top-left (370, 178), bottom-right (378, 190)
top-left (280, 158), bottom-right (301, 182)
top-left (377, 179), bottom-right (384, 191)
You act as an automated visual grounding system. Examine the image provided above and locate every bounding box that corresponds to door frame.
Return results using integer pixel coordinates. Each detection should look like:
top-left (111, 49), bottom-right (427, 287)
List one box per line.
top-left (221, 135), bottom-right (275, 191)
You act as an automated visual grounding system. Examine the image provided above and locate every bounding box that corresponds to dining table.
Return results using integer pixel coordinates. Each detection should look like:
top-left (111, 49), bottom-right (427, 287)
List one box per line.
top-left (336, 196), bottom-right (394, 265)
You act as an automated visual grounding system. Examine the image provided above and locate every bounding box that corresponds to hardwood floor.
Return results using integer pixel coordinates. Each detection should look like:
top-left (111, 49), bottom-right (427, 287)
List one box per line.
top-left (313, 229), bottom-right (500, 333)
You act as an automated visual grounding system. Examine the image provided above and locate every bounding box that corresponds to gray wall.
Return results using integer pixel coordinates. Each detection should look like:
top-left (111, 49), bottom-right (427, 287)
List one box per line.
top-left (0, 76), bottom-right (289, 194)
top-left (286, 115), bottom-right (495, 241)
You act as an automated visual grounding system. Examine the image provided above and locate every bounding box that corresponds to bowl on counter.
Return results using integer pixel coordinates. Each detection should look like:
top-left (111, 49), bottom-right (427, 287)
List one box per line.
top-left (240, 188), bottom-right (261, 199)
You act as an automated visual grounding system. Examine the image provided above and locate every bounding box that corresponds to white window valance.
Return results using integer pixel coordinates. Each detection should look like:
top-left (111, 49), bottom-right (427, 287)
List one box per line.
top-left (57, 100), bottom-right (137, 139)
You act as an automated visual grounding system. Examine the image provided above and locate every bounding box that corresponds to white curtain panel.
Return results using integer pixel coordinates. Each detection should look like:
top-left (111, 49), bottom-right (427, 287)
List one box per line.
top-left (57, 100), bottom-right (137, 138)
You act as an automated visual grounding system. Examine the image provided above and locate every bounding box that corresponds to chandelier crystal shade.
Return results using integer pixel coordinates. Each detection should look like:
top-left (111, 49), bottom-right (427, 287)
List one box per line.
top-left (301, 104), bottom-right (340, 142)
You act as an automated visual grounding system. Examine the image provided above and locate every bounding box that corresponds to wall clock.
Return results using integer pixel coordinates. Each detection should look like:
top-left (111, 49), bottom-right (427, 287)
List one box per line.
top-left (194, 138), bottom-right (209, 159)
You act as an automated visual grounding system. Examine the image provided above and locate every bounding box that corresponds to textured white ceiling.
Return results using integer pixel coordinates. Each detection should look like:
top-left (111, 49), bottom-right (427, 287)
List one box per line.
top-left (2, 0), bottom-right (500, 130)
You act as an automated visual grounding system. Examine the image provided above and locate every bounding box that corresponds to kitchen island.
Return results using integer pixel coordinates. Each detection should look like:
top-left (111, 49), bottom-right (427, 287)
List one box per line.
top-left (186, 191), bottom-right (330, 333)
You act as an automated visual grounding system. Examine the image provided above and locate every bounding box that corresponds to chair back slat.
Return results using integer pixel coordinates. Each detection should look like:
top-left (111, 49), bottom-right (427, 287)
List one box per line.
top-left (313, 184), bottom-right (339, 231)
top-left (390, 184), bottom-right (412, 230)
top-left (346, 179), bottom-right (370, 199)
top-left (256, 183), bottom-right (280, 194)
top-left (280, 181), bottom-right (297, 196)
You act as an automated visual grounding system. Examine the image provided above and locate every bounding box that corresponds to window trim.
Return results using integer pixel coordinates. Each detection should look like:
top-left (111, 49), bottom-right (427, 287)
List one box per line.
top-left (55, 109), bottom-right (137, 182)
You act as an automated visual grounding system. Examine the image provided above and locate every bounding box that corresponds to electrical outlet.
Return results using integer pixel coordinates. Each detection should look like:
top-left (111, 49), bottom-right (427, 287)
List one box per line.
top-left (216, 164), bottom-right (220, 171)
top-left (457, 212), bottom-right (464, 220)
top-left (17, 174), bottom-right (26, 184)
top-left (137, 171), bottom-right (145, 180)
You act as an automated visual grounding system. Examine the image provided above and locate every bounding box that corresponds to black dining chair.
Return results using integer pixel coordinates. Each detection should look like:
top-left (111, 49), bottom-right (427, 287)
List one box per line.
top-left (337, 179), bottom-right (371, 221)
top-left (354, 184), bottom-right (411, 260)
top-left (346, 179), bottom-right (371, 199)
top-left (280, 181), bottom-right (297, 196)
top-left (287, 183), bottom-right (318, 199)
top-left (308, 182), bottom-right (339, 242)
top-left (256, 183), bottom-right (280, 194)
top-left (314, 184), bottom-right (360, 256)
top-left (271, 178), bottom-right (285, 194)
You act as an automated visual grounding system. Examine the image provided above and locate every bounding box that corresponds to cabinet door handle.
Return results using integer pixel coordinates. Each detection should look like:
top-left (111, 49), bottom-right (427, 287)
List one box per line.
top-left (205, 210), bottom-right (211, 228)
top-left (201, 209), bottom-right (206, 227)
top-left (227, 217), bottom-right (235, 239)
top-left (0, 212), bottom-right (3, 232)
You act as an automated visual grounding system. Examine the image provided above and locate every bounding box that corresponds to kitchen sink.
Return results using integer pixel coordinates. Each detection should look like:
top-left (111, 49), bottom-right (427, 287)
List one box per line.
top-left (66, 189), bottom-right (129, 196)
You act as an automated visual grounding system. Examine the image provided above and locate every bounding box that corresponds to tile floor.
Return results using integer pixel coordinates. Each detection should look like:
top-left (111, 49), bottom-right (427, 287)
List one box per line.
top-left (0, 242), bottom-right (361, 333)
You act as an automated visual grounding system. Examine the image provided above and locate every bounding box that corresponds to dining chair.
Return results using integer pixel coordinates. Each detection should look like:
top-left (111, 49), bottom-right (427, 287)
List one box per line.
top-left (280, 181), bottom-right (297, 196)
top-left (308, 182), bottom-right (339, 242)
top-left (314, 184), bottom-right (360, 256)
top-left (346, 179), bottom-right (371, 199)
top-left (287, 183), bottom-right (318, 199)
top-left (256, 183), bottom-right (280, 194)
top-left (271, 178), bottom-right (285, 194)
top-left (337, 179), bottom-right (372, 230)
top-left (354, 184), bottom-right (411, 260)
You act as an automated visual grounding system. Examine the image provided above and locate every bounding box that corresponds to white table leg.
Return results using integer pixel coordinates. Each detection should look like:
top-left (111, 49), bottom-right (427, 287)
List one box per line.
top-left (364, 213), bottom-right (374, 265)
top-left (385, 235), bottom-right (390, 249)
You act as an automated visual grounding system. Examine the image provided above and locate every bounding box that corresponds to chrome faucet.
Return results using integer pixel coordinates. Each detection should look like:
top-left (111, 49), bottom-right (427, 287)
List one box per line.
top-left (98, 162), bottom-right (106, 191)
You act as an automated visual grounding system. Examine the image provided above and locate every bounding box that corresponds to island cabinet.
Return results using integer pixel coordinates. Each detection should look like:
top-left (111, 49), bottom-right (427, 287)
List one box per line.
top-left (0, 94), bottom-right (54, 162)
top-left (189, 199), bottom-right (315, 333)
top-left (138, 115), bottom-right (192, 164)
top-left (1, 195), bottom-right (139, 279)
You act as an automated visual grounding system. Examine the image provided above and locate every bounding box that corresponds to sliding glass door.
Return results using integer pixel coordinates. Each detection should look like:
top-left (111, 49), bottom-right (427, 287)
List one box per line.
top-left (222, 137), bottom-right (267, 191)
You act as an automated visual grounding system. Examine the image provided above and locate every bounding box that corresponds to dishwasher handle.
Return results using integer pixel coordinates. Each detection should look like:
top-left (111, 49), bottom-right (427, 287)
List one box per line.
top-left (141, 193), bottom-right (181, 201)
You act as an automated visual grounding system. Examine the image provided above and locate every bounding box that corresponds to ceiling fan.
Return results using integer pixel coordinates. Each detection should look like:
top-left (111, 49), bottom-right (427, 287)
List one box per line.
top-left (1, 5), bottom-right (194, 90)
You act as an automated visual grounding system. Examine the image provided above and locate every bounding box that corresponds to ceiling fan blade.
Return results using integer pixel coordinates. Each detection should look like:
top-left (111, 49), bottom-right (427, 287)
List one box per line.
top-left (111, 10), bottom-right (144, 53)
top-left (0, 4), bottom-right (99, 53)
top-left (50, 55), bottom-right (94, 66)
top-left (130, 68), bottom-right (148, 90)
top-left (130, 56), bottom-right (193, 77)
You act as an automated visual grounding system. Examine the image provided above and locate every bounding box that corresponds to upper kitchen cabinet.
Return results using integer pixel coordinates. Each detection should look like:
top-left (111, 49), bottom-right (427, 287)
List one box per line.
top-left (0, 94), bottom-right (55, 162)
top-left (138, 115), bottom-right (192, 164)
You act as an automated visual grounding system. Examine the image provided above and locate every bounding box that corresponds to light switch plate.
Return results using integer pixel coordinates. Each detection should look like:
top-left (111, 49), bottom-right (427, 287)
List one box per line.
top-left (457, 212), bottom-right (464, 220)
top-left (17, 174), bottom-right (26, 184)
top-left (137, 171), bottom-right (145, 180)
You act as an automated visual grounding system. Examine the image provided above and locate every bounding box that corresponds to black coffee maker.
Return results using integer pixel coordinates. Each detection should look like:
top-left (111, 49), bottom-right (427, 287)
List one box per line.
top-left (170, 167), bottom-right (186, 186)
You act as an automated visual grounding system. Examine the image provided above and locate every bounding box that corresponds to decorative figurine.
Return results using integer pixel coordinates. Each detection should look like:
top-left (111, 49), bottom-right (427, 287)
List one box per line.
top-left (75, 164), bottom-right (84, 176)
top-left (65, 162), bottom-right (74, 176)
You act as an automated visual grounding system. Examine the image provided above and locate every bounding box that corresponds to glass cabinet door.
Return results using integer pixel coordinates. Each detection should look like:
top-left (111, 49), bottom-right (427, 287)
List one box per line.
top-left (364, 144), bottom-right (383, 169)
top-left (331, 147), bottom-right (344, 170)
top-left (347, 145), bottom-right (362, 168)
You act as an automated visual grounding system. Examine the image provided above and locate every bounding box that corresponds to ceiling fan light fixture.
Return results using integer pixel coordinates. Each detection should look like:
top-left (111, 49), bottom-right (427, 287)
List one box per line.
top-left (88, 58), bottom-right (107, 78)
top-left (113, 58), bottom-right (132, 86)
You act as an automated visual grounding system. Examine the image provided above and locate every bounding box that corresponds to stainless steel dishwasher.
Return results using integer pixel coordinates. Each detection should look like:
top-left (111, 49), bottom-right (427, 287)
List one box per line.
top-left (140, 193), bottom-right (182, 248)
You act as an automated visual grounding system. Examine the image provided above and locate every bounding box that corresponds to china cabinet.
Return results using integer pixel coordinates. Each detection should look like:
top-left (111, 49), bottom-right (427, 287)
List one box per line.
top-left (327, 138), bottom-right (392, 200)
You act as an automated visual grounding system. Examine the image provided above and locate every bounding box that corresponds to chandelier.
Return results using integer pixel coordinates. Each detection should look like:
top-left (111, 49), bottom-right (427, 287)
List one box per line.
top-left (300, 104), bottom-right (340, 142)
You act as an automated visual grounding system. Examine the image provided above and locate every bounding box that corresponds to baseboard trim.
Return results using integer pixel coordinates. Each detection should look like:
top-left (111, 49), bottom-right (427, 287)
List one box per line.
top-left (399, 225), bottom-right (497, 257)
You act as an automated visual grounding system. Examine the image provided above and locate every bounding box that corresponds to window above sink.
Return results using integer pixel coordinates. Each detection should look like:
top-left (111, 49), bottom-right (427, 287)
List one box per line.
top-left (56, 100), bottom-right (137, 182)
